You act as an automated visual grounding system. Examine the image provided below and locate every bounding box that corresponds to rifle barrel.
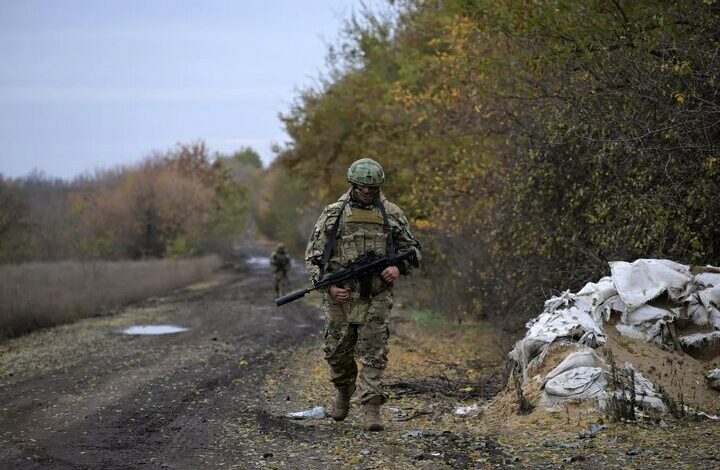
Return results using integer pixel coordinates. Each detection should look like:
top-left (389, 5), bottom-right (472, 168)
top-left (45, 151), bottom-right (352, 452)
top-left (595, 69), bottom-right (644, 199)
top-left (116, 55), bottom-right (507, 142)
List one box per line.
top-left (274, 289), bottom-right (308, 307)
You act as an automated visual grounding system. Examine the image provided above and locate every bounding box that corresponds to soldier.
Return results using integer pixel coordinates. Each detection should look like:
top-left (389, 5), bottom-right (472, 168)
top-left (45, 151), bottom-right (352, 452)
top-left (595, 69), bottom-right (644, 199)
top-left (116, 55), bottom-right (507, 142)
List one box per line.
top-left (270, 243), bottom-right (291, 297)
top-left (305, 158), bottom-right (421, 431)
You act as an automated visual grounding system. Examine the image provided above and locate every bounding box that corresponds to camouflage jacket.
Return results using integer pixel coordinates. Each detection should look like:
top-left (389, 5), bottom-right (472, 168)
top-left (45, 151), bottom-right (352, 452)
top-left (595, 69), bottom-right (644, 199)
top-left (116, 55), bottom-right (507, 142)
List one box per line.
top-left (305, 189), bottom-right (421, 283)
top-left (270, 251), bottom-right (291, 272)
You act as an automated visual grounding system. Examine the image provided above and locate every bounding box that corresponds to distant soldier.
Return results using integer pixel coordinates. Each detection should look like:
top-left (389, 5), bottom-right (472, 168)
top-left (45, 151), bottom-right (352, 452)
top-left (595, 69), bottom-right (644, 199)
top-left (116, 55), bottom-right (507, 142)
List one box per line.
top-left (270, 243), bottom-right (291, 297)
top-left (305, 158), bottom-right (421, 431)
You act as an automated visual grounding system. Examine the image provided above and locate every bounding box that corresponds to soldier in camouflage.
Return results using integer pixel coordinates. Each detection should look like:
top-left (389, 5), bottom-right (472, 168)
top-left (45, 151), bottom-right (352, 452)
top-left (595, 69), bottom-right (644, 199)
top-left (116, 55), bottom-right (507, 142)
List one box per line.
top-left (305, 158), bottom-right (421, 431)
top-left (270, 243), bottom-right (291, 297)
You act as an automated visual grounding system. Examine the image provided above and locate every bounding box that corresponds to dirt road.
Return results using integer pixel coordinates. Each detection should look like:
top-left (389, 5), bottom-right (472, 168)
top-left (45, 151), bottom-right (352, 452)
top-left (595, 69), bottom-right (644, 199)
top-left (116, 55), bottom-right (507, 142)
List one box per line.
top-left (0, 248), bottom-right (332, 469)
top-left (4, 249), bottom-right (718, 469)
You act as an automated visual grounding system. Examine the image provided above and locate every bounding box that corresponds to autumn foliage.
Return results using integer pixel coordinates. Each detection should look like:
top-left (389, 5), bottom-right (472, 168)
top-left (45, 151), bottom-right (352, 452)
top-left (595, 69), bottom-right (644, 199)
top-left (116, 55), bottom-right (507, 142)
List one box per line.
top-left (0, 142), bottom-right (249, 263)
top-left (272, 0), bottom-right (720, 325)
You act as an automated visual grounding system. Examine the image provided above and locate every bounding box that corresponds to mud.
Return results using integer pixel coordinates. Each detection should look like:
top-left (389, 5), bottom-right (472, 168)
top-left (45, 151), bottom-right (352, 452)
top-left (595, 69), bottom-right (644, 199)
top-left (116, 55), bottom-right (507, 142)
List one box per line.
top-left (0, 246), bottom-right (326, 469)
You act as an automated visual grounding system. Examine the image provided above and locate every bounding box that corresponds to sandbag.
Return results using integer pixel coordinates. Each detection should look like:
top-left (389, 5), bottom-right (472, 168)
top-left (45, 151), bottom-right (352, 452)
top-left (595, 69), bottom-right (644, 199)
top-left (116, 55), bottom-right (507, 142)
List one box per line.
top-left (542, 349), bottom-right (602, 388)
top-left (707, 368), bottom-right (720, 391)
top-left (544, 367), bottom-right (607, 399)
top-left (610, 259), bottom-right (693, 308)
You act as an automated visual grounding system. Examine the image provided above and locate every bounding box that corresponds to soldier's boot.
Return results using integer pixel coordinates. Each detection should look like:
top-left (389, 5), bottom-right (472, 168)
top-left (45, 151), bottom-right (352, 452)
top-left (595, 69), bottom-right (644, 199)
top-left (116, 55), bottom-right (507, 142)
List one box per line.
top-left (330, 384), bottom-right (356, 421)
top-left (362, 396), bottom-right (384, 432)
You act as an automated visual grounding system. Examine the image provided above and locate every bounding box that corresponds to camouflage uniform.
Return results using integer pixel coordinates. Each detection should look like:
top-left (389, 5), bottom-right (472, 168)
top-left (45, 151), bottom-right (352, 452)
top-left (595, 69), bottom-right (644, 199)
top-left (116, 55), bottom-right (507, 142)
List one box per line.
top-left (305, 189), bottom-right (421, 405)
top-left (270, 245), bottom-right (291, 297)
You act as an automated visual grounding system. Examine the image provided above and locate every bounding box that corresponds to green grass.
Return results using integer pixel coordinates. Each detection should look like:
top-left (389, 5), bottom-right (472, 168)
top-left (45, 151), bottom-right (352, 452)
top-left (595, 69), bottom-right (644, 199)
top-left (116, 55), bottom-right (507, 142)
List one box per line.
top-left (409, 308), bottom-right (449, 328)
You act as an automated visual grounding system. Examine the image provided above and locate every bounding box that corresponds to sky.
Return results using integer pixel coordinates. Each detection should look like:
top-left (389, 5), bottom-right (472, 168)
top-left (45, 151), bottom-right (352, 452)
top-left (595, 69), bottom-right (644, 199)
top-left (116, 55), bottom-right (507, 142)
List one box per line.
top-left (0, 0), bottom-right (356, 179)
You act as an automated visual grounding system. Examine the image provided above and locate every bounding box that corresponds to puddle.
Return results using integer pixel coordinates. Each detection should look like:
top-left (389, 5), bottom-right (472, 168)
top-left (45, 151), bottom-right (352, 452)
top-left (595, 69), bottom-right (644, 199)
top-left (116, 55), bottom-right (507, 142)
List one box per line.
top-left (245, 256), bottom-right (270, 266)
top-left (120, 325), bottom-right (189, 335)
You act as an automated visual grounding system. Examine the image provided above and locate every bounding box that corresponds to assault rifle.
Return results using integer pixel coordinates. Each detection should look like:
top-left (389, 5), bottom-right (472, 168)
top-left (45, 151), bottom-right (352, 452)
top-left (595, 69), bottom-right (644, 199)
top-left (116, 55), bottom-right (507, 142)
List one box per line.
top-left (273, 249), bottom-right (418, 307)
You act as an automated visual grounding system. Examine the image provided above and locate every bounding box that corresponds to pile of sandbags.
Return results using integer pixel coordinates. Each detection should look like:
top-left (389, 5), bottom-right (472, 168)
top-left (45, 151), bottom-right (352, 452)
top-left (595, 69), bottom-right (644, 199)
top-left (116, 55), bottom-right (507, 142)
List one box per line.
top-left (508, 259), bottom-right (720, 412)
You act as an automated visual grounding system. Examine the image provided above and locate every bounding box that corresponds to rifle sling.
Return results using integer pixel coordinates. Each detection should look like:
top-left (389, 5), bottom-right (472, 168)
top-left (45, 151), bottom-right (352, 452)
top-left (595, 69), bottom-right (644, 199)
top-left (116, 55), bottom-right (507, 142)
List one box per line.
top-left (319, 198), bottom-right (349, 279)
top-left (376, 198), bottom-right (395, 257)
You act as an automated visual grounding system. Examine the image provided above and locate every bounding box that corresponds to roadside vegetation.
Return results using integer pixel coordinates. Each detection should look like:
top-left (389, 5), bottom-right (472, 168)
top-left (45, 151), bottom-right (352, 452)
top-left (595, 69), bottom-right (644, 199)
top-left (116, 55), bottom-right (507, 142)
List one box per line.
top-left (264, 0), bottom-right (720, 329)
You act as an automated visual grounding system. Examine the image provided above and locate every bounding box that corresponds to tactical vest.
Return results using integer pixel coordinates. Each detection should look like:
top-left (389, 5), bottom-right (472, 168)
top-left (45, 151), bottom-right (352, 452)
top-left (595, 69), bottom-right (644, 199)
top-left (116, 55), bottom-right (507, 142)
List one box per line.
top-left (338, 206), bottom-right (389, 265)
top-left (320, 197), bottom-right (395, 275)
top-left (319, 198), bottom-right (397, 323)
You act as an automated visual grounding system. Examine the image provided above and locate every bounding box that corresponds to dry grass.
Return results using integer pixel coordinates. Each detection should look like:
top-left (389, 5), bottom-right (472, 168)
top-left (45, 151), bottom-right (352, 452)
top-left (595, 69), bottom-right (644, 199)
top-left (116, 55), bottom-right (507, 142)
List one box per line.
top-left (0, 255), bottom-right (222, 339)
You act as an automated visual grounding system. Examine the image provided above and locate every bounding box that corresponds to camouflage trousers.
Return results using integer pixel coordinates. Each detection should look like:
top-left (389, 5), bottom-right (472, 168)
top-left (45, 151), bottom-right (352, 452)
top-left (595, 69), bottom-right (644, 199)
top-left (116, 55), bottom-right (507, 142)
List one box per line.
top-left (322, 289), bottom-right (393, 404)
top-left (273, 270), bottom-right (289, 297)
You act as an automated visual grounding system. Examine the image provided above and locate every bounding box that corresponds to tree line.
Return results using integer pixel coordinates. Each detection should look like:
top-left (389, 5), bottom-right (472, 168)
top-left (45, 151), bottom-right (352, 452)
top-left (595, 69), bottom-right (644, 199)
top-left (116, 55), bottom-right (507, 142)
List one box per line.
top-left (267, 0), bottom-right (720, 326)
top-left (0, 143), bottom-right (261, 263)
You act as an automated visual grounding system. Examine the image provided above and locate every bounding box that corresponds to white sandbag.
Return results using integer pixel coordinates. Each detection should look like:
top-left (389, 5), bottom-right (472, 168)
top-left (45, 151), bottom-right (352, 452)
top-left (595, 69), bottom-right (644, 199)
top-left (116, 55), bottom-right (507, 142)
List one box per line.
top-left (577, 276), bottom-right (618, 307)
top-left (622, 304), bottom-right (672, 326)
top-left (600, 294), bottom-right (627, 316)
top-left (542, 349), bottom-right (602, 388)
top-left (600, 390), bottom-right (666, 412)
top-left (615, 324), bottom-right (647, 340)
top-left (684, 285), bottom-right (720, 327)
top-left (696, 272), bottom-right (720, 287)
top-left (610, 259), bottom-right (693, 308)
top-left (508, 337), bottom-right (551, 370)
top-left (510, 291), bottom-right (606, 377)
top-left (577, 277), bottom-right (628, 321)
top-left (679, 331), bottom-right (720, 350)
top-left (598, 364), bottom-right (666, 411)
top-left (626, 365), bottom-right (666, 411)
top-left (706, 368), bottom-right (720, 391)
top-left (699, 285), bottom-right (720, 328)
top-left (544, 366), bottom-right (607, 399)
top-left (686, 293), bottom-right (710, 325)
top-left (526, 293), bottom-right (605, 344)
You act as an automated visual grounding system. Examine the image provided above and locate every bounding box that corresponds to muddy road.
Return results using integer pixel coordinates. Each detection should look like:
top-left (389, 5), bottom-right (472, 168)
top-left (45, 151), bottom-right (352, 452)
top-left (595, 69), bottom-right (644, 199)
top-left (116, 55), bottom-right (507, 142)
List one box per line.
top-left (0, 249), bottom-right (330, 469)
top-left (5, 251), bottom-right (718, 469)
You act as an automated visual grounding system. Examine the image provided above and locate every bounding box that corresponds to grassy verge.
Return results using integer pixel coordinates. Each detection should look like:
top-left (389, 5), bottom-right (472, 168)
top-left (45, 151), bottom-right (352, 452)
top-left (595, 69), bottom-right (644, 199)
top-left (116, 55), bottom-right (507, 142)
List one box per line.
top-left (0, 255), bottom-right (221, 340)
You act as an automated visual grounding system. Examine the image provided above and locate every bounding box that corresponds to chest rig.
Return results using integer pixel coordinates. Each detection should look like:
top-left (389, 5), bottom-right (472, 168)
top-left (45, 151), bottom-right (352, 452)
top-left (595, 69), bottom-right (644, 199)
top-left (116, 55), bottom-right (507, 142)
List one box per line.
top-left (319, 198), bottom-right (395, 303)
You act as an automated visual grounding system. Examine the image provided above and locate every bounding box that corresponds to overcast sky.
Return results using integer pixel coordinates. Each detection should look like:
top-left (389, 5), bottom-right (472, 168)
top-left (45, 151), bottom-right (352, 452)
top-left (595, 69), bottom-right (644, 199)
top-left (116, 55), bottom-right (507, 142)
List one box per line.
top-left (0, 0), bottom-right (356, 179)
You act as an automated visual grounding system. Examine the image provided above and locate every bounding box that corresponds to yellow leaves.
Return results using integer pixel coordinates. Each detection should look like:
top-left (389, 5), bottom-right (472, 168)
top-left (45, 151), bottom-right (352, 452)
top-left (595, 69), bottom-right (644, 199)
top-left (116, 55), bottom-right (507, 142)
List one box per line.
top-left (673, 60), bottom-right (693, 75)
top-left (239, 359), bottom-right (249, 366)
top-left (705, 155), bottom-right (717, 170)
top-left (414, 219), bottom-right (436, 231)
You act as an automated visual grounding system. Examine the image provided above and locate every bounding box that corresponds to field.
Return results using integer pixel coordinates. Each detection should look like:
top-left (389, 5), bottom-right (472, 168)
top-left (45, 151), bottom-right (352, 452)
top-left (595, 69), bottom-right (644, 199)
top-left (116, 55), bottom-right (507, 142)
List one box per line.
top-left (0, 255), bottom-right (221, 339)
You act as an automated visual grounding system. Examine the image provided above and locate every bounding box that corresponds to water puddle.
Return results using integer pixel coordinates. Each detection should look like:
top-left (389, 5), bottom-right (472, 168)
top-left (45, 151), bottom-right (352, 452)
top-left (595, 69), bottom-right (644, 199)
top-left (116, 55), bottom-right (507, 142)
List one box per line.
top-left (120, 325), bottom-right (189, 335)
top-left (245, 256), bottom-right (270, 266)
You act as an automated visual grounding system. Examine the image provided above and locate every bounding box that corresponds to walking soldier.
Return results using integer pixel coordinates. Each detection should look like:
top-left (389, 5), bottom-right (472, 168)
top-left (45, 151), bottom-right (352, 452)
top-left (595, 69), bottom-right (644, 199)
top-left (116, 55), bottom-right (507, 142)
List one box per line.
top-left (305, 158), bottom-right (421, 431)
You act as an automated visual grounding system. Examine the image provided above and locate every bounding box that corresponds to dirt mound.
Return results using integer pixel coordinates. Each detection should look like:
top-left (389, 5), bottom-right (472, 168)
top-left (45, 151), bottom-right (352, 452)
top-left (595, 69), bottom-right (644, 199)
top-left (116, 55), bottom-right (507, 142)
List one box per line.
top-left (604, 324), bottom-right (720, 411)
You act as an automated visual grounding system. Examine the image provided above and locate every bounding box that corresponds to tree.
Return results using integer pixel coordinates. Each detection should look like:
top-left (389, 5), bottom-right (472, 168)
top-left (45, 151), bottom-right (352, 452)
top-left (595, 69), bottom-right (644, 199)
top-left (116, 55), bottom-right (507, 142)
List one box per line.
top-left (232, 147), bottom-right (263, 169)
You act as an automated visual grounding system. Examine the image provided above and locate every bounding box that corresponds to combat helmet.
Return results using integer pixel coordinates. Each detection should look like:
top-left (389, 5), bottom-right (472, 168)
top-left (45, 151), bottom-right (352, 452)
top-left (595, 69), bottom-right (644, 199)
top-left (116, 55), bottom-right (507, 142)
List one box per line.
top-left (347, 158), bottom-right (384, 186)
